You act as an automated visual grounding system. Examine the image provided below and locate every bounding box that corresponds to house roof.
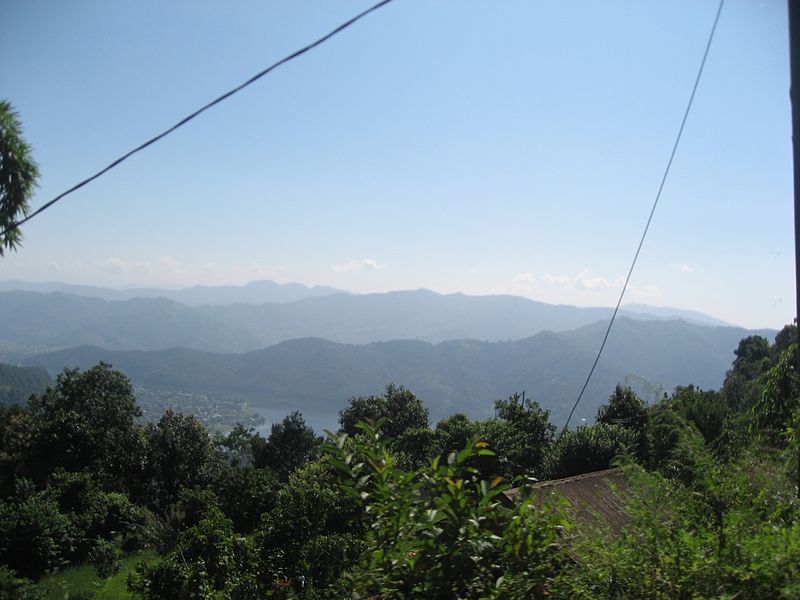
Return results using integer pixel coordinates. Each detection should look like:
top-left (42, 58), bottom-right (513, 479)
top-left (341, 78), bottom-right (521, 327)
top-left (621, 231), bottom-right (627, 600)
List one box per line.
top-left (501, 467), bottom-right (632, 535)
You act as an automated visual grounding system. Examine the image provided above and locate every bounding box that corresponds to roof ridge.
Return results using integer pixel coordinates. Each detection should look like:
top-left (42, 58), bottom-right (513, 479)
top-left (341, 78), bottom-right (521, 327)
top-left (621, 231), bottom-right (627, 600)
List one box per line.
top-left (530, 467), bottom-right (622, 489)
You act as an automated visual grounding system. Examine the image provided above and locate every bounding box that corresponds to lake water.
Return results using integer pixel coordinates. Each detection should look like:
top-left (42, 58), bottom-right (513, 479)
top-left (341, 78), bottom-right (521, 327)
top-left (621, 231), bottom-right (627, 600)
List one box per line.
top-left (251, 405), bottom-right (339, 437)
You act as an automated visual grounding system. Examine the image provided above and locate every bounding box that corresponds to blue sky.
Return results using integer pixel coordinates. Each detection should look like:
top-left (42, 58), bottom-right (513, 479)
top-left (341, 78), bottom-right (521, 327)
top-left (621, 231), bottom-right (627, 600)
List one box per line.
top-left (0, 0), bottom-right (793, 329)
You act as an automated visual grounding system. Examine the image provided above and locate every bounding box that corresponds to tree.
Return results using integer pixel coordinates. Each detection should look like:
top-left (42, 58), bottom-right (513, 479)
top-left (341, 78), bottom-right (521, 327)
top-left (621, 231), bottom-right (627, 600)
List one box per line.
top-left (339, 383), bottom-right (429, 439)
top-left (0, 100), bottom-right (39, 255)
top-left (753, 343), bottom-right (799, 440)
top-left (483, 393), bottom-right (555, 479)
top-left (255, 459), bottom-right (364, 594)
top-left (143, 409), bottom-right (219, 510)
top-left (258, 411), bottom-right (320, 480)
top-left (547, 423), bottom-right (638, 479)
top-left (670, 385), bottom-right (728, 446)
top-left (435, 413), bottom-right (479, 456)
top-left (0, 478), bottom-right (75, 579)
top-left (645, 403), bottom-right (712, 486)
top-left (596, 384), bottom-right (649, 458)
top-left (596, 385), bottom-right (648, 428)
top-left (722, 335), bottom-right (771, 411)
top-left (25, 363), bottom-right (145, 491)
top-left (212, 465), bottom-right (280, 533)
top-left (129, 506), bottom-right (259, 599)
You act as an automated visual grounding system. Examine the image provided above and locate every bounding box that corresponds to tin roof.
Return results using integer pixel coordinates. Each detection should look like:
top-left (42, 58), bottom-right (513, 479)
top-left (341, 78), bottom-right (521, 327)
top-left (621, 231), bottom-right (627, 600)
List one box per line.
top-left (502, 467), bottom-right (631, 534)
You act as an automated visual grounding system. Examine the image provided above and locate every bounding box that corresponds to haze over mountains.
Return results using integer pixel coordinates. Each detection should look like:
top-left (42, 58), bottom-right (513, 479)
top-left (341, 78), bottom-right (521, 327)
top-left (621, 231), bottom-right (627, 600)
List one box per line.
top-left (0, 279), bottom-right (771, 429)
top-left (0, 279), bottom-right (344, 306)
top-left (0, 280), bottom-right (731, 356)
top-left (23, 318), bottom-right (768, 427)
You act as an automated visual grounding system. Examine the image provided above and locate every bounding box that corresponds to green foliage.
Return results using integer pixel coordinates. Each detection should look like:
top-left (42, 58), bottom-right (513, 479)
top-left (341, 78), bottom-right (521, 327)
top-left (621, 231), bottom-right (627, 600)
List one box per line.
top-left (339, 383), bottom-right (429, 439)
top-left (721, 334), bottom-right (772, 412)
top-left (0, 363), bottom-right (50, 406)
top-left (259, 411), bottom-right (321, 480)
top-left (0, 479), bottom-right (76, 579)
top-left (596, 384), bottom-right (648, 428)
top-left (2, 333), bottom-right (800, 599)
top-left (128, 507), bottom-right (258, 599)
top-left (0, 403), bottom-right (36, 496)
top-left (772, 323), bottom-right (797, 358)
top-left (393, 426), bottom-right (439, 470)
top-left (32, 549), bottom-right (156, 600)
top-left (324, 423), bottom-right (567, 599)
top-left (596, 385), bottom-right (648, 458)
top-left (215, 423), bottom-right (257, 467)
top-left (560, 462), bottom-right (800, 599)
top-left (255, 458), bottom-right (364, 593)
top-left (26, 363), bottom-right (145, 491)
top-left (0, 100), bottom-right (39, 255)
top-left (548, 423), bottom-right (637, 479)
top-left (433, 395), bottom-right (555, 481)
top-left (435, 412), bottom-right (479, 455)
top-left (49, 471), bottom-right (142, 559)
top-left (645, 404), bottom-right (712, 485)
top-left (211, 464), bottom-right (280, 533)
top-left (0, 565), bottom-right (44, 599)
top-left (488, 392), bottom-right (555, 478)
top-left (753, 343), bottom-right (798, 440)
top-left (89, 539), bottom-right (121, 579)
top-left (670, 384), bottom-right (728, 446)
top-left (142, 409), bottom-right (220, 510)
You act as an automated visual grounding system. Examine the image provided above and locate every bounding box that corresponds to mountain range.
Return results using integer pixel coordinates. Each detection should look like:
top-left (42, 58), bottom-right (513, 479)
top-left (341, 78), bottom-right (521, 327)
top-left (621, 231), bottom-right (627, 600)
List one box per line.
top-left (22, 318), bottom-right (771, 427)
top-left (0, 279), bottom-right (344, 306)
top-left (1, 279), bottom-right (765, 429)
top-left (0, 283), bottom-right (731, 358)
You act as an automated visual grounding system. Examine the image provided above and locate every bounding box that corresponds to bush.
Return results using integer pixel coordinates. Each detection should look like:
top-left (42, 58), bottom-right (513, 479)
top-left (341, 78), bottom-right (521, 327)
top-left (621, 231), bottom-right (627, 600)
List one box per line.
top-left (89, 538), bottom-right (121, 579)
top-left (323, 422), bottom-right (569, 598)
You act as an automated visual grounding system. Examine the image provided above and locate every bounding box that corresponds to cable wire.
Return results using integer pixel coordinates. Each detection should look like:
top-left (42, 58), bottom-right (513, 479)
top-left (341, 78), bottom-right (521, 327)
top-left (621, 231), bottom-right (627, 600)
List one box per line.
top-left (559, 0), bottom-right (725, 436)
top-left (0, 0), bottom-right (395, 239)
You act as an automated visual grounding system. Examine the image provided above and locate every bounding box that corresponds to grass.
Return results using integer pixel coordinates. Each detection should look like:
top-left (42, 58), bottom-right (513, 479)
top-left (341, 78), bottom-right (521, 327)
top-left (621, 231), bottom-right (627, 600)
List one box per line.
top-left (35, 550), bottom-right (158, 600)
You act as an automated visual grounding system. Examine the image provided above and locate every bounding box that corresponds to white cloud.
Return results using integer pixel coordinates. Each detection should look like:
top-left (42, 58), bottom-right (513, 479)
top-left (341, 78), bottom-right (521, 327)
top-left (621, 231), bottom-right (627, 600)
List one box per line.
top-left (508, 268), bottom-right (661, 306)
top-left (103, 257), bottom-right (126, 273)
top-left (629, 283), bottom-right (663, 299)
top-left (540, 273), bottom-right (571, 286)
top-left (574, 269), bottom-right (625, 291)
top-left (513, 272), bottom-right (536, 284)
top-left (332, 258), bottom-right (385, 273)
top-left (672, 263), bottom-right (701, 273)
top-left (156, 255), bottom-right (182, 272)
top-left (232, 262), bottom-right (281, 280)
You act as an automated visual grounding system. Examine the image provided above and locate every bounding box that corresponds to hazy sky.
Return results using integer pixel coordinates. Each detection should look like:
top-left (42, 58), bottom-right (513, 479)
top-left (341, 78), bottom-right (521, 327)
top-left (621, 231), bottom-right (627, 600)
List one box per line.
top-left (0, 0), bottom-right (793, 329)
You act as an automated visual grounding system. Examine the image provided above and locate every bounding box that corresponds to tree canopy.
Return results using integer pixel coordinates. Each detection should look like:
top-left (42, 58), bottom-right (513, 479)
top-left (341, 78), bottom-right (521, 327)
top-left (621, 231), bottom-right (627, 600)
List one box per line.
top-left (0, 100), bottom-right (38, 255)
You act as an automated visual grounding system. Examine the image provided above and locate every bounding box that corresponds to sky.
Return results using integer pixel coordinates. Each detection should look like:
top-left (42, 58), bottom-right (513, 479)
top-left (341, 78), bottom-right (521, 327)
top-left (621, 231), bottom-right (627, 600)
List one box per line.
top-left (0, 0), bottom-right (794, 329)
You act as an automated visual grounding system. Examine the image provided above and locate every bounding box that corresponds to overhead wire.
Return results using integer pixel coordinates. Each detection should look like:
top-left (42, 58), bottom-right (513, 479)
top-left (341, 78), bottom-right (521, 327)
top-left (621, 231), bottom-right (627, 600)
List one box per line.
top-left (559, 0), bottom-right (725, 436)
top-left (0, 0), bottom-right (396, 240)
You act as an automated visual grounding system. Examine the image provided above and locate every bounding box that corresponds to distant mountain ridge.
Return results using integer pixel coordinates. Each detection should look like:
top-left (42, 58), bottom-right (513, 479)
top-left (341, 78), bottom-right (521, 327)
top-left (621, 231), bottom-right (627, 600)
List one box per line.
top-left (0, 279), bottom-right (345, 306)
top-left (23, 318), bottom-right (772, 427)
top-left (0, 286), bottom-right (733, 359)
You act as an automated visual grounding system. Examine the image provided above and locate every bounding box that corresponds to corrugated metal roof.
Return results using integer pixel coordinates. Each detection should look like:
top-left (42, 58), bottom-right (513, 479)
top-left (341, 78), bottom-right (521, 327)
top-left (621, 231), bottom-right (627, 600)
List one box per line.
top-left (502, 467), bottom-right (632, 535)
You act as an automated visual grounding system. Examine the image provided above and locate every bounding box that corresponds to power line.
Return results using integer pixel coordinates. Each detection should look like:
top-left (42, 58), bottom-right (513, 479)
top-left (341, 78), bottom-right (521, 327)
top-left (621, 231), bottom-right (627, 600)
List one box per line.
top-left (559, 0), bottom-right (725, 436)
top-left (0, 0), bottom-right (395, 240)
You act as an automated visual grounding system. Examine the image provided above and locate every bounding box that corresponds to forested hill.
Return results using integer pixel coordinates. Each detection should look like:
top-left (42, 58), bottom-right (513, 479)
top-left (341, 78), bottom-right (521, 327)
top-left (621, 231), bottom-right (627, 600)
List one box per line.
top-left (0, 363), bottom-right (51, 405)
top-left (1, 288), bottom-right (729, 357)
top-left (24, 318), bottom-right (770, 426)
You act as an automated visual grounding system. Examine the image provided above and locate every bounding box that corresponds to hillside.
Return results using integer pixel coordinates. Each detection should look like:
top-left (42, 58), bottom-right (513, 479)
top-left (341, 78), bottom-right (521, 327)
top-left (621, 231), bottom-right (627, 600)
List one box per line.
top-left (24, 318), bottom-right (768, 427)
top-left (0, 363), bottom-right (51, 405)
top-left (0, 288), bottom-right (731, 358)
top-left (0, 291), bottom-right (261, 357)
